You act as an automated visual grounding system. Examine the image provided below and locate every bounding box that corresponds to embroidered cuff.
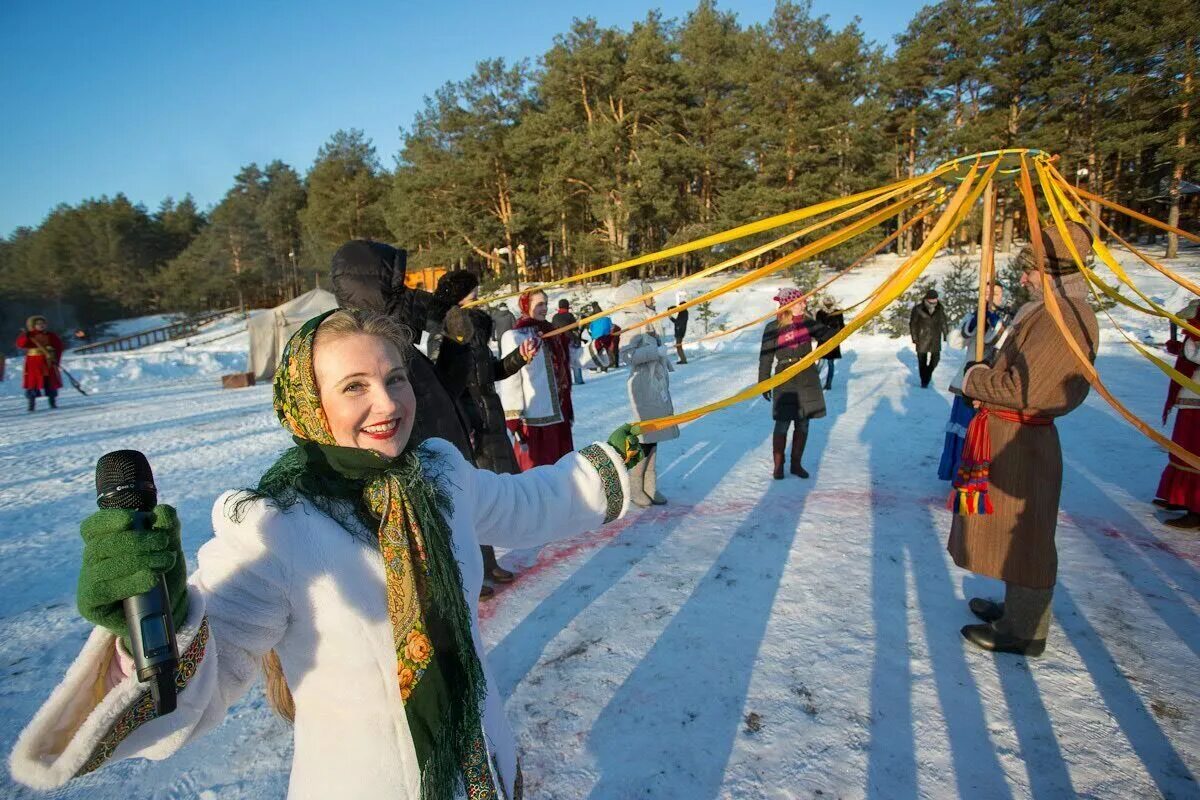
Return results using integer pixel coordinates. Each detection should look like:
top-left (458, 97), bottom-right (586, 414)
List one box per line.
top-left (579, 444), bottom-right (625, 524)
top-left (76, 616), bottom-right (211, 777)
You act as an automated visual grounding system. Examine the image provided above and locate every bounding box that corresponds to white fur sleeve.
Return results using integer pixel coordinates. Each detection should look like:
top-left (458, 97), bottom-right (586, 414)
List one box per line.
top-left (497, 329), bottom-right (527, 418)
top-left (9, 494), bottom-right (291, 790)
top-left (1184, 337), bottom-right (1200, 365)
top-left (428, 439), bottom-right (631, 550)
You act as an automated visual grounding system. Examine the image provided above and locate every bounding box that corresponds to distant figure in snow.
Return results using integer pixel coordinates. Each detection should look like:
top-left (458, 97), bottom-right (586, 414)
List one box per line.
top-left (760, 289), bottom-right (828, 480)
top-left (667, 292), bottom-right (690, 365)
top-left (1154, 298), bottom-right (1200, 529)
top-left (16, 315), bottom-right (64, 412)
top-left (950, 221), bottom-right (1098, 657)
top-left (491, 303), bottom-right (516, 354)
top-left (613, 279), bottom-right (679, 507)
top-left (814, 295), bottom-right (845, 390)
top-left (550, 298), bottom-right (585, 385)
top-left (938, 284), bottom-right (1011, 481)
top-left (910, 289), bottom-right (949, 388)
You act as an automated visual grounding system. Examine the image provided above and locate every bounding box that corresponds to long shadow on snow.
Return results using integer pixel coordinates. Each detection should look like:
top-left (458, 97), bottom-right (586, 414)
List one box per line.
top-left (865, 385), bottom-right (1015, 800)
top-left (487, 399), bottom-right (761, 698)
top-left (1054, 584), bottom-right (1197, 795)
top-left (1061, 402), bottom-right (1200, 610)
top-left (582, 370), bottom-right (846, 797)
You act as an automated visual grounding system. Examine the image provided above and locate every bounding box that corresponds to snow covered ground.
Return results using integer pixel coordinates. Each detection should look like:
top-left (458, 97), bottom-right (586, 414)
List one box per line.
top-left (1, 244), bottom-right (1198, 799)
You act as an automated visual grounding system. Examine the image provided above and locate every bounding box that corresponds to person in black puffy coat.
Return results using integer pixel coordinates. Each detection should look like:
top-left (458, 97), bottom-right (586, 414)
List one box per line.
top-left (329, 240), bottom-right (475, 462)
top-left (429, 270), bottom-right (540, 588)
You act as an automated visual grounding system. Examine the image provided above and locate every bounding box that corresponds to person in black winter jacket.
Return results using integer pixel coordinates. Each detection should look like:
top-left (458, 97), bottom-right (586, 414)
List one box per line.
top-left (814, 296), bottom-right (845, 390)
top-left (329, 240), bottom-right (476, 460)
top-left (667, 291), bottom-right (689, 364)
top-left (429, 269), bottom-right (540, 591)
top-left (550, 299), bottom-right (584, 385)
top-left (909, 288), bottom-right (950, 388)
top-left (491, 304), bottom-right (516, 353)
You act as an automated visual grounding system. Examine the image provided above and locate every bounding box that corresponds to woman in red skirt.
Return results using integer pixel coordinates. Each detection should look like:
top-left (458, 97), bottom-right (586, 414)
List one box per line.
top-left (1156, 301), bottom-right (1200, 529)
top-left (497, 289), bottom-right (575, 470)
top-left (16, 315), bottom-right (63, 412)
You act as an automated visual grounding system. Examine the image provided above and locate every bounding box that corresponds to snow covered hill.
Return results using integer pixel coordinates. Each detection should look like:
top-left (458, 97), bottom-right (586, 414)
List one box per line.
top-left (0, 246), bottom-right (1197, 799)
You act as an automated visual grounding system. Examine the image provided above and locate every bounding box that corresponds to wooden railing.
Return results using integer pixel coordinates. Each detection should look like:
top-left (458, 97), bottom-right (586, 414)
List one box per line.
top-left (73, 307), bottom-right (241, 354)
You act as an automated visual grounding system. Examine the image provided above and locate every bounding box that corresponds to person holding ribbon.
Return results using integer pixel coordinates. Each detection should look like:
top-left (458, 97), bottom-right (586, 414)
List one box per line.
top-left (948, 221), bottom-right (1097, 657)
top-left (498, 289), bottom-right (576, 471)
top-left (759, 289), bottom-right (828, 480)
top-left (10, 308), bottom-right (641, 799)
top-left (613, 279), bottom-right (680, 507)
top-left (1154, 299), bottom-right (1200, 529)
top-left (16, 314), bottom-right (64, 412)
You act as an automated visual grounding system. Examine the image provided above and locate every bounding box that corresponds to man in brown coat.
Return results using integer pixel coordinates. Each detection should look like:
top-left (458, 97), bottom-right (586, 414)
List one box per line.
top-left (949, 220), bottom-right (1098, 657)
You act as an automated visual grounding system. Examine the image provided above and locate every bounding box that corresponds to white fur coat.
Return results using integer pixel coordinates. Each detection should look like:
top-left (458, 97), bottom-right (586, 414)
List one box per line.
top-left (10, 439), bottom-right (630, 799)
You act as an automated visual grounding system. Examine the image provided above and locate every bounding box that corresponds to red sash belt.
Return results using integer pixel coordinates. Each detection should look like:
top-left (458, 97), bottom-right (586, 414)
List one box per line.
top-left (947, 407), bottom-right (1051, 515)
top-left (990, 409), bottom-right (1053, 426)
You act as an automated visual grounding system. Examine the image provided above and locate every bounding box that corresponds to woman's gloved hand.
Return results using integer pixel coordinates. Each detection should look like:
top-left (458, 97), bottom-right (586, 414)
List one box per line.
top-left (607, 423), bottom-right (644, 468)
top-left (762, 390), bottom-right (772, 401)
top-left (77, 505), bottom-right (189, 646)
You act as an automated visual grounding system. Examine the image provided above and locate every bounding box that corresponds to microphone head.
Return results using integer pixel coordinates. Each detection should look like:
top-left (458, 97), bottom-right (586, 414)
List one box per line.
top-left (96, 450), bottom-right (157, 511)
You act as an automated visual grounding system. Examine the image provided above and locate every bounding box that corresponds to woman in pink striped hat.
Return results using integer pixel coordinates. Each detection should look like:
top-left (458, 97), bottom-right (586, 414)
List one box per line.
top-left (758, 288), bottom-right (829, 479)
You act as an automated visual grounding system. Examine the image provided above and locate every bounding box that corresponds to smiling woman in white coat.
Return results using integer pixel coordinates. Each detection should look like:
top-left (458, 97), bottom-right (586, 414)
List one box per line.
top-left (10, 309), bottom-right (642, 800)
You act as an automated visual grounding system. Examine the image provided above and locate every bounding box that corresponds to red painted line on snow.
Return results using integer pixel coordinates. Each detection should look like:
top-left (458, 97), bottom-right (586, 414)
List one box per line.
top-left (477, 492), bottom-right (1197, 626)
top-left (1063, 514), bottom-right (1200, 567)
top-left (478, 489), bottom-right (944, 621)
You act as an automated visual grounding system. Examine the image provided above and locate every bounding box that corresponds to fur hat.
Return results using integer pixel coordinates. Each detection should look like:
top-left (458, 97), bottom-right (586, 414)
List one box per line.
top-left (25, 315), bottom-right (47, 330)
top-left (924, 289), bottom-right (939, 301)
top-left (1016, 220), bottom-right (1093, 275)
top-left (434, 270), bottom-right (480, 306)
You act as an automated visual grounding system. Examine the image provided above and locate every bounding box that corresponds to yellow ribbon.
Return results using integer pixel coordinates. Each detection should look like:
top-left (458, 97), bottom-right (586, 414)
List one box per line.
top-left (618, 190), bottom-right (930, 341)
top-left (692, 204), bottom-right (937, 345)
top-left (467, 168), bottom-right (951, 309)
top-left (545, 184), bottom-right (936, 340)
top-left (1047, 165), bottom-right (1200, 298)
top-left (634, 159), bottom-right (994, 434)
top-left (1019, 157), bottom-right (1200, 472)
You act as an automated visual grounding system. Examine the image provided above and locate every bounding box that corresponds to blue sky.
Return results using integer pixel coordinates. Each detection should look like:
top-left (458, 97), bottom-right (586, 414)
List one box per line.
top-left (0, 0), bottom-right (925, 237)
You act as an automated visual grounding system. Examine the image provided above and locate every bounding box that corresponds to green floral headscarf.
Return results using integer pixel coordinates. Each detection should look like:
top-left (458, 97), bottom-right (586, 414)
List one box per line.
top-left (256, 310), bottom-right (496, 800)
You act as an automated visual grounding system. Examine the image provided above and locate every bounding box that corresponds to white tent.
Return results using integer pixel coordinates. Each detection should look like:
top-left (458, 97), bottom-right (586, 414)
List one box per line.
top-left (247, 288), bottom-right (339, 381)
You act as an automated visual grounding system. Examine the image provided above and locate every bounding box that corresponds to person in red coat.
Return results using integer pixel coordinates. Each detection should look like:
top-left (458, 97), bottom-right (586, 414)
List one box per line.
top-left (16, 315), bottom-right (64, 412)
top-left (1155, 300), bottom-right (1200, 528)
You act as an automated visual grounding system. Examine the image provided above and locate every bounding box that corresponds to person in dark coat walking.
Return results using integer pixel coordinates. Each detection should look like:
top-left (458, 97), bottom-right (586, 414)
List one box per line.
top-left (814, 295), bottom-right (845, 390)
top-left (667, 291), bottom-right (690, 365)
top-left (910, 289), bottom-right (949, 387)
top-left (329, 240), bottom-right (475, 462)
top-left (551, 299), bottom-right (585, 385)
top-left (431, 270), bottom-right (541, 590)
top-left (760, 288), bottom-right (828, 479)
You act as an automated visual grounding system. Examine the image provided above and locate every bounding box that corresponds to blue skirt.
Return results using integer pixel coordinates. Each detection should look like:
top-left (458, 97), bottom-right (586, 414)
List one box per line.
top-left (938, 395), bottom-right (976, 481)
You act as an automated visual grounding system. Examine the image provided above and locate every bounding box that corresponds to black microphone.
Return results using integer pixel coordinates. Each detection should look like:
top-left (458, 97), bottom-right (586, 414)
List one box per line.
top-left (95, 450), bottom-right (178, 715)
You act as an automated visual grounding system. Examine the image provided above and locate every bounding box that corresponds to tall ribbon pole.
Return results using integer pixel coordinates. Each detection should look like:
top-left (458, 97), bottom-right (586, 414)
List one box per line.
top-left (975, 180), bottom-right (997, 362)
